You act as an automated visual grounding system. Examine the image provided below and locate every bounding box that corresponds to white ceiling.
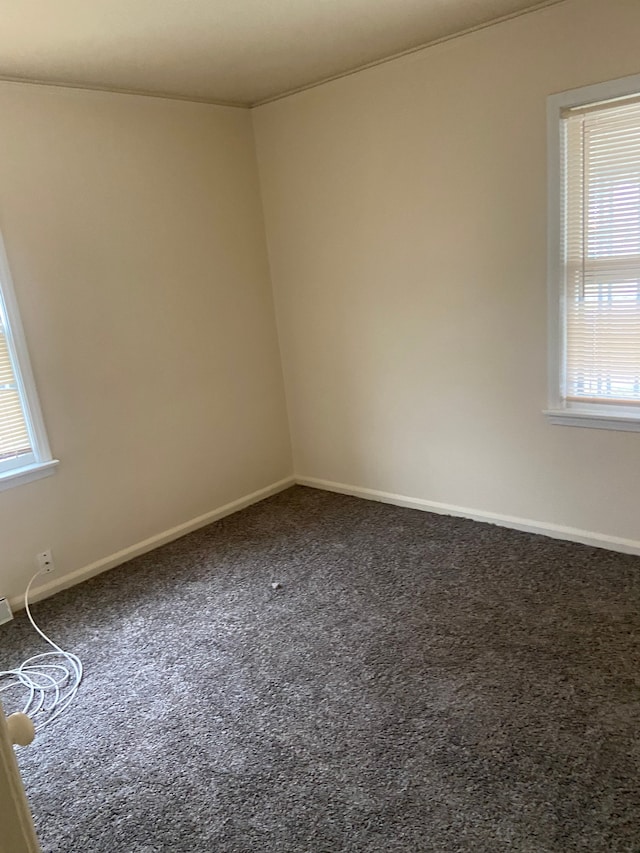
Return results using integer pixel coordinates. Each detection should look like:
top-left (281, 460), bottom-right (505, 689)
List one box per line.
top-left (0, 0), bottom-right (565, 107)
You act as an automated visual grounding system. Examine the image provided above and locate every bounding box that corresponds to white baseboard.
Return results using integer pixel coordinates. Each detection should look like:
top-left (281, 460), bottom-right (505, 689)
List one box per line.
top-left (10, 476), bottom-right (295, 610)
top-left (296, 476), bottom-right (640, 557)
top-left (11, 472), bottom-right (638, 611)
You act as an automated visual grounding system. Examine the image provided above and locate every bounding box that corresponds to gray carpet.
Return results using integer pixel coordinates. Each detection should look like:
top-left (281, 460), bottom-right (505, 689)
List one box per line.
top-left (1, 485), bottom-right (639, 852)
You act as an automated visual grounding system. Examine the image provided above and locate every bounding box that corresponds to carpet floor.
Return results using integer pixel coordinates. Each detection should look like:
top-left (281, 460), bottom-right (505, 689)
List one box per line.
top-left (1, 486), bottom-right (639, 852)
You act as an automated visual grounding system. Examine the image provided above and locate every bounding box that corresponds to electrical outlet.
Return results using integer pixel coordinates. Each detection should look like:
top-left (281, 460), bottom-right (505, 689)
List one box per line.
top-left (36, 550), bottom-right (55, 573)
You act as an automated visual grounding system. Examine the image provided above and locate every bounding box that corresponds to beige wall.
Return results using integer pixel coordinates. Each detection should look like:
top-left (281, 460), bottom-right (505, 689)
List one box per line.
top-left (253, 0), bottom-right (640, 545)
top-left (0, 83), bottom-right (291, 602)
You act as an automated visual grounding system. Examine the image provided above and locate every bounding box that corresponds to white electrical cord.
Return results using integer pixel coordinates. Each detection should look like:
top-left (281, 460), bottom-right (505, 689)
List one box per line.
top-left (0, 569), bottom-right (83, 733)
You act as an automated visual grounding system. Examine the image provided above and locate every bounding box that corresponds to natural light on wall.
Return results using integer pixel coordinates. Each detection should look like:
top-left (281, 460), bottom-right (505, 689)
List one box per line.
top-left (0, 232), bottom-right (56, 489)
top-left (546, 74), bottom-right (640, 432)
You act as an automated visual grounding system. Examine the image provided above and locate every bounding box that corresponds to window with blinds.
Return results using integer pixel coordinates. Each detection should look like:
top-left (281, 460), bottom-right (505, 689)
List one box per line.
top-left (547, 74), bottom-right (640, 431)
top-left (0, 232), bottom-right (55, 488)
top-left (562, 98), bottom-right (640, 408)
top-left (0, 301), bottom-right (33, 471)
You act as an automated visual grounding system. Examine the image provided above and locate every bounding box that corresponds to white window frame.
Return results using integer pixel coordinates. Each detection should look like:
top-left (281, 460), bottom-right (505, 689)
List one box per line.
top-left (545, 73), bottom-right (640, 432)
top-left (0, 231), bottom-right (57, 490)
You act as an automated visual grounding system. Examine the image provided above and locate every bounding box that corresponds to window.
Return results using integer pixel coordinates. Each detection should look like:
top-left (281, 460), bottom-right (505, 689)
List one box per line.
top-left (0, 232), bottom-right (57, 489)
top-left (546, 74), bottom-right (640, 431)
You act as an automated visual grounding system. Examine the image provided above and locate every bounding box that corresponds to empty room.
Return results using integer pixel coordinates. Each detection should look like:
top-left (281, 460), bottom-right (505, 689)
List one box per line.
top-left (0, 0), bottom-right (639, 850)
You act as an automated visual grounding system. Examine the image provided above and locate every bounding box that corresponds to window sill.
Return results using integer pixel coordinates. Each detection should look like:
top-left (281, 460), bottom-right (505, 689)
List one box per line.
top-left (544, 410), bottom-right (640, 433)
top-left (0, 459), bottom-right (59, 492)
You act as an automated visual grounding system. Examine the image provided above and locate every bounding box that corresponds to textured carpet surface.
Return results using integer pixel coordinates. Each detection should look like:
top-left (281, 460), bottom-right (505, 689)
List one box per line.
top-left (1, 486), bottom-right (639, 852)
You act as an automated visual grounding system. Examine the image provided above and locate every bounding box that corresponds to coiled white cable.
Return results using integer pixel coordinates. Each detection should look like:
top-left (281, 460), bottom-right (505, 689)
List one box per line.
top-left (0, 569), bottom-right (83, 733)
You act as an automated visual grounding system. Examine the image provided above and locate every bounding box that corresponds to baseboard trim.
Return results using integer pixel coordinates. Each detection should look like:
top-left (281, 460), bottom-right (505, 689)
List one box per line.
top-left (11, 476), bottom-right (295, 610)
top-left (296, 476), bottom-right (640, 557)
top-left (12, 473), bottom-right (638, 610)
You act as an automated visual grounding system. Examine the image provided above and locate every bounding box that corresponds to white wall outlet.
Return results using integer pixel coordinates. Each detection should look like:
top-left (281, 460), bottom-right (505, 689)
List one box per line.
top-left (36, 550), bottom-right (55, 573)
top-left (0, 598), bottom-right (13, 625)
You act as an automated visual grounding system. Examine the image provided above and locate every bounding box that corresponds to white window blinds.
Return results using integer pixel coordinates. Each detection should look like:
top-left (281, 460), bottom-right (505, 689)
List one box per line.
top-left (0, 302), bottom-right (33, 470)
top-left (0, 231), bottom-right (55, 488)
top-left (562, 98), bottom-right (640, 406)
